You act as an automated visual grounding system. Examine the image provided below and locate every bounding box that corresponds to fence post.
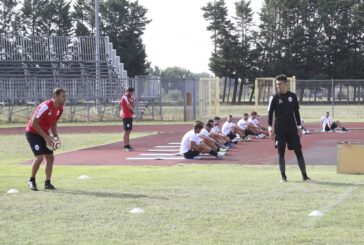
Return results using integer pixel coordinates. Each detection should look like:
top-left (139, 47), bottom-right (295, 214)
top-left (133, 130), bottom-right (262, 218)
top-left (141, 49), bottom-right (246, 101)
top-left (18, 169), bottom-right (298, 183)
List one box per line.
top-left (254, 79), bottom-right (258, 111)
top-left (193, 79), bottom-right (196, 120)
top-left (183, 79), bottom-right (187, 122)
top-left (331, 78), bottom-right (335, 118)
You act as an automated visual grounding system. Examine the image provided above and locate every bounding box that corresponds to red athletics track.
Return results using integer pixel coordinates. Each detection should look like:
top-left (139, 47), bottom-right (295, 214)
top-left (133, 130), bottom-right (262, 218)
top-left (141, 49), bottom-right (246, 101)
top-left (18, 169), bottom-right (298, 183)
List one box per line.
top-left (5, 122), bottom-right (363, 166)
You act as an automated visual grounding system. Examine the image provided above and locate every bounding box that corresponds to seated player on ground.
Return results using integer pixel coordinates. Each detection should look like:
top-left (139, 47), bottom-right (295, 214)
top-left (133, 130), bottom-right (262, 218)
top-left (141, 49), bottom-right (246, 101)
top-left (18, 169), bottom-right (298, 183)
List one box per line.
top-left (301, 120), bottom-right (311, 134)
top-left (222, 115), bottom-right (246, 142)
top-left (237, 113), bottom-right (263, 138)
top-left (198, 123), bottom-right (228, 152)
top-left (320, 111), bottom-right (347, 132)
top-left (209, 117), bottom-right (234, 146)
top-left (248, 111), bottom-right (267, 138)
top-left (180, 121), bottom-right (225, 159)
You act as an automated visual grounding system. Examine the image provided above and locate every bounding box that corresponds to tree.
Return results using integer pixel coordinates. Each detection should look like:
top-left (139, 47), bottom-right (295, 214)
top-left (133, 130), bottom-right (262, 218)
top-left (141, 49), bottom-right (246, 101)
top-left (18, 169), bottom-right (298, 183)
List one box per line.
top-left (51, 0), bottom-right (72, 36)
top-left (0, 0), bottom-right (21, 35)
top-left (234, 0), bottom-right (255, 103)
top-left (101, 0), bottom-right (151, 77)
top-left (73, 0), bottom-right (94, 35)
top-left (22, 0), bottom-right (49, 35)
top-left (202, 0), bottom-right (239, 103)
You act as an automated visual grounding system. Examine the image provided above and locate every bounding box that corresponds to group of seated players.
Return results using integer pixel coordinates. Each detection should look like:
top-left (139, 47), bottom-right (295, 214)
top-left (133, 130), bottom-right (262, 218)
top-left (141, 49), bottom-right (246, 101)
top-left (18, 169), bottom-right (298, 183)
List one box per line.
top-left (179, 112), bottom-right (268, 160)
top-left (179, 110), bottom-right (349, 160)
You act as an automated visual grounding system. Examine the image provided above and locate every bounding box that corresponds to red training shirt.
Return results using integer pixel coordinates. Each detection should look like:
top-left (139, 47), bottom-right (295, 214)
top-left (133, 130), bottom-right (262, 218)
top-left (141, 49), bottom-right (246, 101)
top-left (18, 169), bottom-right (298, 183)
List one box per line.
top-left (26, 99), bottom-right (64, 135)
top-left (120, 94), bottom-right (133, 119)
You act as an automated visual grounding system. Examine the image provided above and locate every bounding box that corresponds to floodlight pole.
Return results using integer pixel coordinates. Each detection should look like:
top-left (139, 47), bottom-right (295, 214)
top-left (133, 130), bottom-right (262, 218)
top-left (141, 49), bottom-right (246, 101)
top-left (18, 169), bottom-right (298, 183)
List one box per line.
top-left (95, 0), bottom-right (101, 119)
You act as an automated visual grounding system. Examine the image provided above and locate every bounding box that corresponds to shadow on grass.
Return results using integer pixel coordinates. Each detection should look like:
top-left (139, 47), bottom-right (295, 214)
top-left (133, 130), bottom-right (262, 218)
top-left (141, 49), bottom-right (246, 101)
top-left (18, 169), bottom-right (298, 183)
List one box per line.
top-left (57, 190), bottom-right (169, 200)
top-left (292, 180), bottom-right (363, 187)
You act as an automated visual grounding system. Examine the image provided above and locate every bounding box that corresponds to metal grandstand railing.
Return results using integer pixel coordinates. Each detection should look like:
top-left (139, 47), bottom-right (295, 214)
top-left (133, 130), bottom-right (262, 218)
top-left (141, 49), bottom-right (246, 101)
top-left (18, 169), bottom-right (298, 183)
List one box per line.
top-left (0, 35), bottom-right (128, 122)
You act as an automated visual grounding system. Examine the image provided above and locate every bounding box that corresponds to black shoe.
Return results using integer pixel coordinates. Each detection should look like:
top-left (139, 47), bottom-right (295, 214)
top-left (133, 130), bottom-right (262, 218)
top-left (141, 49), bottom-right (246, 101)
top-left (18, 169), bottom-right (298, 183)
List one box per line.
top-left (280, 177), bottom-right (287, 183)
top-left (342, 127), bottom-right (348, 132)
top-left (44, 183), bottom-right (56, 190)
top-left (28, 181), bottom-right (38, 191)
top-left (303, 175), bottom-right (311, 181)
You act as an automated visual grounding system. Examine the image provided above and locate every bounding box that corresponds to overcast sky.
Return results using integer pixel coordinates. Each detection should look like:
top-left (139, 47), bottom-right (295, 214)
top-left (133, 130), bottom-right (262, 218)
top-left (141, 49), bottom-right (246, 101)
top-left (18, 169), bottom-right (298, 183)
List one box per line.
top-left (138, 0), bottom-right (263, 74)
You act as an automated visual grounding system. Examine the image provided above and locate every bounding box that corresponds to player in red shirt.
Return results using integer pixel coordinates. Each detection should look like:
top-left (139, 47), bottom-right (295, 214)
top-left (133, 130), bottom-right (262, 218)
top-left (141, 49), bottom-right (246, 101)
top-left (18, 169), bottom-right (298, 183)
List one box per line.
top-left (120, 87), bottom-right (135, 151)
top-left (26, 88), bottom-right (66, 191)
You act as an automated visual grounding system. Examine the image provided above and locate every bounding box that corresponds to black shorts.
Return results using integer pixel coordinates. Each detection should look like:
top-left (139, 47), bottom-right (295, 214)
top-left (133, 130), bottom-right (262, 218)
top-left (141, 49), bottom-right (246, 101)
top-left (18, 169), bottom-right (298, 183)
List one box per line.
top-left (227, 132), bottom-right (235, 140)
top-left (123, 118), bottom-right (133, 131)
top-left (325, 122), bottom-right (337, 131)
top-left (26, 132), bottom-right (53, 156)
top-left (275, 128), bottom-right (301, 151)
top-left (183, 150), bottom-right (200, 159)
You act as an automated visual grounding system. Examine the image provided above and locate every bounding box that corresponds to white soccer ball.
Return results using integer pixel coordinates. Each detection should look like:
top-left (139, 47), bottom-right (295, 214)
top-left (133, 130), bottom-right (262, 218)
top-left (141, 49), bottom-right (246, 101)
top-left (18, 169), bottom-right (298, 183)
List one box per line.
top-left (46, 136), bottom-right (62, 151)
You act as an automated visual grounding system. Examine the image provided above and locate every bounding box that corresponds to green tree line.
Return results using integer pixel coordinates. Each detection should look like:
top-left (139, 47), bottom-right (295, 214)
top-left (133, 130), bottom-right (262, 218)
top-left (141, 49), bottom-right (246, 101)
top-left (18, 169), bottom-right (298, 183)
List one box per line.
top-left (202, 0), bottom-right (364, 103)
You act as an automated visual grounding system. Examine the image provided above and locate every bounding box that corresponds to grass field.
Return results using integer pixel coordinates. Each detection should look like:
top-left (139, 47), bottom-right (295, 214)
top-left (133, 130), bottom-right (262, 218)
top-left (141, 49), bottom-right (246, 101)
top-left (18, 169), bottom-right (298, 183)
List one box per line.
top-left (0, 131), bottom-right (364, 244)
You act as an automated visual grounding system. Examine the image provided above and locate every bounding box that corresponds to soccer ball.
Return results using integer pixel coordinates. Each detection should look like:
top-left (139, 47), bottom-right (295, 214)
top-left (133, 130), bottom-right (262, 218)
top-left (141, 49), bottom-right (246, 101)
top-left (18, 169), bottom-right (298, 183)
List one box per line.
top-left (46, 136), bottom-right (62, 151)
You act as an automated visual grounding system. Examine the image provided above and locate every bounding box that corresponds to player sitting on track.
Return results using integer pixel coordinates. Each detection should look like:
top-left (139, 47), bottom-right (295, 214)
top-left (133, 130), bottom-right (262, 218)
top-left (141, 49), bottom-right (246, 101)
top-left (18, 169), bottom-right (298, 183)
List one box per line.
top-left (26, 88), bottom-right (66, 191)
top-left (209, 117), bottom-right (234, 147)
top-left (301, 120), bottom-right (311, 134)
top-left (222, 115), bottom-right (245, 142)
top-left (320, 111), bottom-right (347, 132)
top-left (248, 111), bottom-right (266, 138)
top-left (198, 123), bottom-right (228, 152)
top-left (180, 121), bottom-right (224, 159)
top-left (237, 113), bottom-right (263, 138)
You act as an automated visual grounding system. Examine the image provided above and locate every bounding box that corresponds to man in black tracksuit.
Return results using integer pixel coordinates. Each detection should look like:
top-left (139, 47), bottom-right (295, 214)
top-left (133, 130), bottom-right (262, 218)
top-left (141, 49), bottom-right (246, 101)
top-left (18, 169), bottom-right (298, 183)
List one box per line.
top-left (268, 74), bottom-right (311, 182)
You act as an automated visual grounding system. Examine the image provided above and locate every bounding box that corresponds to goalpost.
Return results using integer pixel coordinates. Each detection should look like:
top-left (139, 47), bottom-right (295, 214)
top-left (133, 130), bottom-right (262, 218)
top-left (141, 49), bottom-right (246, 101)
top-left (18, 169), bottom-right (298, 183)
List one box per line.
top-left (198, 77), bottom-right (220, 118)
top-left (254, 76), bottom-right (296, 110)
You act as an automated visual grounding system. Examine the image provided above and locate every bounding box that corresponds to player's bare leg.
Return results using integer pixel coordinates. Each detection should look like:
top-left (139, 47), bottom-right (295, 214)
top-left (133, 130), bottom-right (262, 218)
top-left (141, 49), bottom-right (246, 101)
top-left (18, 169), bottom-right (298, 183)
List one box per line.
top-left (193, 142), bottom-right (223, 159)
top-left (123, 130), bottom-right (131, 146)
top-left (44, 154), bottom-right (56, 190)
top-left (31, 155), bottom-right (44, 179)
top-left (28, 155), bottom-right (44, 191)
top-left (202, 138), bottom-right (218, 151)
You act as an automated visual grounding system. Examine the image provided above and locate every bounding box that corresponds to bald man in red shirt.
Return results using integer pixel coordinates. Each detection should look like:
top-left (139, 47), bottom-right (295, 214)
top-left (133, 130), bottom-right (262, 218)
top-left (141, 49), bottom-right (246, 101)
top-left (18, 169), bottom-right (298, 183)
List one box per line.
top-left (120, 87), bottom-right (135, 151)
top-left (26, 88), bottom-right (66, 191)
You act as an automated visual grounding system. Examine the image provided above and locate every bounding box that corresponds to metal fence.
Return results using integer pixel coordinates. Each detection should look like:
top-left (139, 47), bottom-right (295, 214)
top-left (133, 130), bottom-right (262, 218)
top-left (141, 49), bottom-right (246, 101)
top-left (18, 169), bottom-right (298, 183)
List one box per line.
top-left (0, 76), bottom-right (220, 123)
top-left (249, 78), bottom-right (364, 120)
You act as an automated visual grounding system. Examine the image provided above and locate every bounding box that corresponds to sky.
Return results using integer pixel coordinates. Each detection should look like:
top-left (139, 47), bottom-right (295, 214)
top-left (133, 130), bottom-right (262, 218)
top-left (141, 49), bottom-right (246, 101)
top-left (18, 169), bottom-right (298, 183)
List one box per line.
top-left (138, 0), bottom-right (263, 74)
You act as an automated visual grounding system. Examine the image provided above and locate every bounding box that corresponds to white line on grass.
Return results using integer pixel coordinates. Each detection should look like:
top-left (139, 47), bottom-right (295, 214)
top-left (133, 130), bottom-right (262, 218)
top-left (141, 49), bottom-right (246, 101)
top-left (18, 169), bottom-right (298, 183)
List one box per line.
top-left (304, 182), bottom-right (360, 227)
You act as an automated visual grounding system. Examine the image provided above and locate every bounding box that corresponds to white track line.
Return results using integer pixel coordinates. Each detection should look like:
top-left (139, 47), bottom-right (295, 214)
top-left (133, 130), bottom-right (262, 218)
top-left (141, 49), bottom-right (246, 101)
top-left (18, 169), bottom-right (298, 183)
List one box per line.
top-left (148, 149), bottom-right (179, 152)
top-left (126, 157), bottom-right (185, 160)
top-left (140, 153), bottom-right (180, 156)
top-left (155, 146), bottom-right (180, 148)
top-left (168, 143), bottom-right (181, 145)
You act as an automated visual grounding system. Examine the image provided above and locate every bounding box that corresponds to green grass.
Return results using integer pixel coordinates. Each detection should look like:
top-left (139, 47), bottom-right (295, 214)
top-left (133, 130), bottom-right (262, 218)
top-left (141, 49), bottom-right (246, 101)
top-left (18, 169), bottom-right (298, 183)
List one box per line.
top-left (0, 133), bottom-right (364, 244)
top-left (0, 132), bottom-right (155, 166)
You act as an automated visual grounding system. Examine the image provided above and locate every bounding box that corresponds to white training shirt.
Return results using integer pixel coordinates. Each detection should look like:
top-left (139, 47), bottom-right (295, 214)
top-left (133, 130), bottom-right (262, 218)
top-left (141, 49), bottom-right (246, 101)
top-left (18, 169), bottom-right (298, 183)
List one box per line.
top-left (210, 125), bottom-right (220, 134)
top-left (180, 130), bottom-right (199, 154)
top-left (321, 116), bottom-right (333, 130)
top-left (248, 117), bottom-right (259, 127)
top-left (237, 118), bottom-right (249, 130)
top-left (222, 121), bottom-right (234, 135)
top-left (199, 128), bottom-right (210, 137)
